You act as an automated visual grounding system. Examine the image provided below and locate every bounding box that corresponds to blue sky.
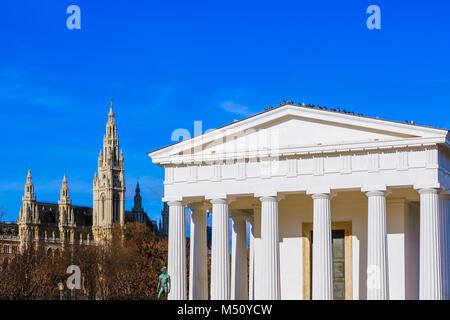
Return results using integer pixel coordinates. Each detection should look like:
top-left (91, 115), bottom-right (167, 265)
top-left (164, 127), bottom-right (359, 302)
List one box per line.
top-left (0, 0), bottom-right (449, 225)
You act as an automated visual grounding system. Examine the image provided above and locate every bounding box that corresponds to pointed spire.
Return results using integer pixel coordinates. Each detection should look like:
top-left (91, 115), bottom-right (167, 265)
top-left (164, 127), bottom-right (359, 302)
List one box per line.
top-left (60, 174), bottom-right (70, 203)
top-left (27, 169), bottom-right (32, 182)
top-left (108, 95), bottom-right (115, 121)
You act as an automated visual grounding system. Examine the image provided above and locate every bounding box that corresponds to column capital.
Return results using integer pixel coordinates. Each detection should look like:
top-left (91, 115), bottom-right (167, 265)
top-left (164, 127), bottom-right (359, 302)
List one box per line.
top-left (167, 200), bottom-right (185, 207)
top-left (310, 192), bottom-right (337, 200)
top-left (365, 189), bottom-right (391, 198)
top-left (414, 183), bottom-right (441, 191)
top-left (259, 196), bottom-right (280, 203)
top-left (187, 201), bottom-right (211, 214)
top-left (418, 187), bottom-right (441, 195)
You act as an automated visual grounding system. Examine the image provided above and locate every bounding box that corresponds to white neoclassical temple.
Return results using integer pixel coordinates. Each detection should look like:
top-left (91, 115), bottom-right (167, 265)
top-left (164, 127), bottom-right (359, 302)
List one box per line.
top-left (148, 103), bottom-right (450, 300)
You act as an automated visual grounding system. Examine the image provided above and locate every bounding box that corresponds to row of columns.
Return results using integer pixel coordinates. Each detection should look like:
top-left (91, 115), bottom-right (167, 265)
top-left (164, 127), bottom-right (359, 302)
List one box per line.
top-left (167, 188), bottom-right (450, 300)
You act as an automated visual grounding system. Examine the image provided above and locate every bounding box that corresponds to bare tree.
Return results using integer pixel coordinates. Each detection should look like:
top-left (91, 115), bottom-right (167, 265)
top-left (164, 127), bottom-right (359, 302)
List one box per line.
top-left (0, 222), bottom-right (169, 300)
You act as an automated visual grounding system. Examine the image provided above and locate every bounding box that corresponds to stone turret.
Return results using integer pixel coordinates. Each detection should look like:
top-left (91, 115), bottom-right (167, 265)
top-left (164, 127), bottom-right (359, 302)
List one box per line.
top-left (20, 170), bottom-right (36, 224)
top-left (132, 182), bottom-right (144, 213)
top-left (18, 170), bottom-right (38, 250)
top-left (58, 174), bottom-right (72, 227)
top-left (93, 98), bottom-right (126, 242)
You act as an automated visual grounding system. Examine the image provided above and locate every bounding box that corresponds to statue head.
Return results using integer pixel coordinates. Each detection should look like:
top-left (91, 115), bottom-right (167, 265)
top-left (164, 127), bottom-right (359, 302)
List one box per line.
top-left (161, 266), bottom-right (167, 274)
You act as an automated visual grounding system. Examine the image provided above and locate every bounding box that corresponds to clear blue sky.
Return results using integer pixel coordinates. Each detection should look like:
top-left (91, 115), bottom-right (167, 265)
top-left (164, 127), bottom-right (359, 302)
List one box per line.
top-left (0, 0), bottom-right (449, 224)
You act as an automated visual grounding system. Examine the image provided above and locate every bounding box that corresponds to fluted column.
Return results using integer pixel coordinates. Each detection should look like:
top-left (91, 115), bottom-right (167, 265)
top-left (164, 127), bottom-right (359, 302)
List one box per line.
top-left (366, 190), bottom-right (389, 300)
top-left (260, 196), bottom-right (280, 300)
top-left (231, 213), bottom-right (248, 300)
top-left (440, 193), bottom-right (450, 300)
top-left (312, 193), bottom-right (333, 300)
top-left (210, 199), bottom-right (230, 300)
top-left (188, 203), bottom-right (208, 300)
top-left (419, 188), bottom-right (443, 300)
top-left (248, 215), bottom-right (255, 300)
top-left (167, 201), bottom-right (186, 300)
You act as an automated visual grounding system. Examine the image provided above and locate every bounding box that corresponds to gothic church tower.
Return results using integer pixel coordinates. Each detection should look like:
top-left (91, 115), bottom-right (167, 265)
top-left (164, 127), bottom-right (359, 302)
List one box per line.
top-left (18, 169), bottom-right (38, 248)
top-left (92, 98), bottom-right (125, 242)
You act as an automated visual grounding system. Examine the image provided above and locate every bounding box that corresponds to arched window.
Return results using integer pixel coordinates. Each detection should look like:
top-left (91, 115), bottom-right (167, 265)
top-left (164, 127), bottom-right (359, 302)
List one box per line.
top-left (100, 194), bottom-right (105, 223)
top-left (113, 194), bottom-right (119, 223)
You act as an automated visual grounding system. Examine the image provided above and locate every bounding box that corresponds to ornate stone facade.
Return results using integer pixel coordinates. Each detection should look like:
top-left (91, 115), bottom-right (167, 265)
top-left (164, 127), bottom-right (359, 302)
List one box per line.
top-left (0, 100), bottom-right (158, 263)
top-left (92, 102), bottom-right (126, 242)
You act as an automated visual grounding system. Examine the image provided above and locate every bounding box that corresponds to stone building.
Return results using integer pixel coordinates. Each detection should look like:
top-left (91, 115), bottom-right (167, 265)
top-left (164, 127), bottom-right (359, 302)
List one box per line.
top-left (148, 102), bottom-right (449, 300)
top-left (0, 100), bottom-right (156, 263)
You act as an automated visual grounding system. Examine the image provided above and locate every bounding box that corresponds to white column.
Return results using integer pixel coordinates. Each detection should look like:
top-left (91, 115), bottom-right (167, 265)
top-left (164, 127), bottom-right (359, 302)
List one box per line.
top-left (419, 188), bottom-right (443, 300)
top-left (248, 215), bottom-right (255, 300)
top-left (210, 199), bottom-right (230, 300)
top-left (260, 196), bottom-right (280, 300)
top-left (188, 203), bottom-right (208, 300)
top-left (231, 214), bottom-right (248, 300)
top-left (366, 190), bottom-right (389, 300)
top-left (312, 193), bottom-right (333, 300)
top-left (440, 193), bottom-right (450, 300)
top-left (167, 201), bottom-right (186, 300)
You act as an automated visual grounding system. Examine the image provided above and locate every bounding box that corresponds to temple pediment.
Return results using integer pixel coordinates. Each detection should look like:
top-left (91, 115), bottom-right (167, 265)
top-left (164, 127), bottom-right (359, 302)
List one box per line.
top-left (149, 104), bottom-right (448, 164)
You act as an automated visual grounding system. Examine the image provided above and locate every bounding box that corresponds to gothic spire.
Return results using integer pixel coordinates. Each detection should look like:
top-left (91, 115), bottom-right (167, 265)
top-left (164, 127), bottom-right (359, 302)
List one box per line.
top-left (132, 181), bottom-right (143, 212)
top-left (60, 174), bottom-right (70, 203)
top-left (108, 95), bottom-right (115, 122)
top-left (23, 169), bottom-right (35, 201)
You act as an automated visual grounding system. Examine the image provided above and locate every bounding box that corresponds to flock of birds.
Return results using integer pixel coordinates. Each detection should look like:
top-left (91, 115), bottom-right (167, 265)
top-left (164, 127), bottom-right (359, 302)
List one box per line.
top-left (262, 100), bottom-right (421, 126)
top-left (263, 100), bottom-right (363, 116)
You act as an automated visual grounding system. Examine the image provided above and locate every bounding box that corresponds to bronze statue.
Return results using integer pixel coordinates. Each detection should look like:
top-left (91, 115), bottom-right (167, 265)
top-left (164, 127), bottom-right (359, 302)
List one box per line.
top-left (157, 266), bottom-right (170, 299)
